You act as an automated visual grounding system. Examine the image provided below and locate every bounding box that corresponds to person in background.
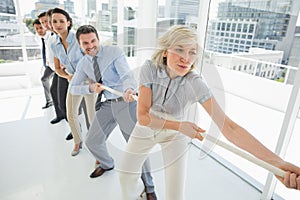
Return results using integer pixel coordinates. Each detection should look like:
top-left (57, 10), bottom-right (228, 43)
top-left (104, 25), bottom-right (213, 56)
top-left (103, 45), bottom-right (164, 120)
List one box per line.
top-left (33, 18), bottom-right (54, 109)
top-left (45, 9), bottom-right (74, 141)
top-left (119, 25), bottom-right (300, 200)
top-left (69, 25), bottom-right (157, 200)
top-left (38, 11), bottom-right (68, 125)
top-left (50, 8), bottom-right (96, 156)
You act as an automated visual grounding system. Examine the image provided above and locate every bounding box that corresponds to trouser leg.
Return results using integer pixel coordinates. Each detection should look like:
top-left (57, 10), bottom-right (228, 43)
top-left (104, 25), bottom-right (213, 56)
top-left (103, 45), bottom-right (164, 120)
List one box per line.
top-left (116, 101), bottom-right (155, 193)
top-left (81, 93), bottom-right (96, 130)
top-left (79, 99), bottom-right (89, 129)
top-left (85, 102), bottom-right (117, 169)
top-left (119, 124), bottom-right (156, 200)
top-left (57, 76), bottom-right (68, 120)
top-left (50, 74), bottom-right (64, 118)
top-left (66, 90), bottom-right (83, 144)
top-left (41, 67), bottom-right (54, 103)
top-left (160, 132), bottom-right (190, 200)
top-left (83, 93), bottom-right (96, 125)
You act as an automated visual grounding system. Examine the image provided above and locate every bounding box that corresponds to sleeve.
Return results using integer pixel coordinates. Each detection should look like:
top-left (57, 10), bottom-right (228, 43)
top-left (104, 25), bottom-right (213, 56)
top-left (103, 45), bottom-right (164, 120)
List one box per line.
top-left (69, 58), bottom-right (92, 95)
top-left (112, 47), bottom-right (138, 92)
top-left (187, 73), bottom-right (212, 104)
top-left (46, 36), bottom-right (56, 70)
top-left (139, 60), bottom-right (154, 89)
top-left (50, 42), bottom-right (57, 59)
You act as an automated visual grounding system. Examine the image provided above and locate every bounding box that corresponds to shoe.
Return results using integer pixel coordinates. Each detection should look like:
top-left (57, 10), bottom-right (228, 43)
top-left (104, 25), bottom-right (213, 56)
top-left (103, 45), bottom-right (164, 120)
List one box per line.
top-left (89, 166), bottom-right (114, 178)
top-left (65, 133), bottom-right (73, 140)
top-left (42, 102), bottom-right (53, 109)
top-left (50, 117), bottom-right (64, 124)
top-left (71, 142), bottom-right (82, 156)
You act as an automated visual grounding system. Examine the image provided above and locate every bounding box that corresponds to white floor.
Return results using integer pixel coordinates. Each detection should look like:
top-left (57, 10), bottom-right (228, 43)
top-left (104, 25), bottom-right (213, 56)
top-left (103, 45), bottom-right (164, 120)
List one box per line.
top-left (0, 89), bottom-right (268, 200)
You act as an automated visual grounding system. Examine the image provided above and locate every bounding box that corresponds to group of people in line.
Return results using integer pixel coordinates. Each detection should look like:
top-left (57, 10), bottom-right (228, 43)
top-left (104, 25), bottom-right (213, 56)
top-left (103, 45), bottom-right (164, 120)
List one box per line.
top-left (32, 7), bottom-right (300, 200)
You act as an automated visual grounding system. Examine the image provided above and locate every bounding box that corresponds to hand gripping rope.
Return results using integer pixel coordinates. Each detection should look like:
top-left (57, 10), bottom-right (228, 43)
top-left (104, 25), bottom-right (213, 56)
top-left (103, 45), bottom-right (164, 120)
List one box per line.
top-left (100, 85), bottom-right (285, 177)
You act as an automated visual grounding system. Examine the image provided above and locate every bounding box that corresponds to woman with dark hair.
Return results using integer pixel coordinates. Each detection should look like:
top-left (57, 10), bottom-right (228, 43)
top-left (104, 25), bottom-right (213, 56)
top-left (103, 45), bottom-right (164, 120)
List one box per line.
top-left (50, 8), bottom-right (96, 156)
top-left (44, 8), bottom-right (69, 126)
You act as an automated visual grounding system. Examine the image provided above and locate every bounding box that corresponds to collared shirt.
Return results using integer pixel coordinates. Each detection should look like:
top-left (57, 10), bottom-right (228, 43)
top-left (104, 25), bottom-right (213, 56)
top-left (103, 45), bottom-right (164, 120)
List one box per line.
top-left (70, 45), bottom-right (137, 100)
top-left (45, 31), bottom-right (56, 70)
top-left (140, 60), bottom-right (212, 120)
top-left (34, 30), bottom-right (50, 48)
top-left (50, 31), bottom-right (83, 74)
top-left (35, 31), bottom-right (51, 68)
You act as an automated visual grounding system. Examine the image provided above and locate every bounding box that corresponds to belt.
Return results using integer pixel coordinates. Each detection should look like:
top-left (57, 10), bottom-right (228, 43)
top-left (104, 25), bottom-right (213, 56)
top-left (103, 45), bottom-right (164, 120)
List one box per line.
top-left (106, 96), bottom-right (124, 103)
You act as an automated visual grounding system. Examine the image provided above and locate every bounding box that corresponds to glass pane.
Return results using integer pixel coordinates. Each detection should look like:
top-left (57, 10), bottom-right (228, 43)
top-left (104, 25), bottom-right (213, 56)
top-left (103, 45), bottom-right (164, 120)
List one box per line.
top-left (1, 1), bottom-right (300, 199)
top-left (204, 0), bottom-right (300, 199)
top-left (275, 115), bottom-right (300, 199)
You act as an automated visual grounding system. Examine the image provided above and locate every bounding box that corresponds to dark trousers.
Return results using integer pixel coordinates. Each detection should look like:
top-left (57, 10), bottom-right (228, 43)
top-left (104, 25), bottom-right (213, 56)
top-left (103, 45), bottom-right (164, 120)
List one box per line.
top-left (50, 73), bottom-right (68, 120)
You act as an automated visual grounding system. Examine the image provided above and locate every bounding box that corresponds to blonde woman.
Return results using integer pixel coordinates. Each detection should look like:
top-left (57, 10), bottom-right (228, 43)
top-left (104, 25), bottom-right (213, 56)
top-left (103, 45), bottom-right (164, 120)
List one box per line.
top-left (119, 25), bottom-right (300, 200)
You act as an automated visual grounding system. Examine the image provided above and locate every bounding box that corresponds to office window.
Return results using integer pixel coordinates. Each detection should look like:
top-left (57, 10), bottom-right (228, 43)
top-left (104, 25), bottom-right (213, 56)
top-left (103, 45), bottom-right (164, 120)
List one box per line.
top-left (206, 1), bottom-right (300, 199)
top-left (1, 1), bottom-right (300, 200)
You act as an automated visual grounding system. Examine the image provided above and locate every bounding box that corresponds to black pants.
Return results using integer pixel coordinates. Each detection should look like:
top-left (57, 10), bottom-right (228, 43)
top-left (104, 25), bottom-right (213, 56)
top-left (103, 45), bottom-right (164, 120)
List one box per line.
top-left (50, 73), bottom-right (68, 120)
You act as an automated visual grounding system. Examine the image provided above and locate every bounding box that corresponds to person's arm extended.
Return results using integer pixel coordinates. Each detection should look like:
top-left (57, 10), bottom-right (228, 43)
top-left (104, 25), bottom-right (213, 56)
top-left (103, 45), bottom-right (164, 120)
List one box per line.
top-left (69, 69), bottom-right (94, 95)
top-left (201, 96), bottom-right (300, 189)
top-left (137, 84), bottom-right (205, 138)
top-left (53, 57), bottom-right (72, 81)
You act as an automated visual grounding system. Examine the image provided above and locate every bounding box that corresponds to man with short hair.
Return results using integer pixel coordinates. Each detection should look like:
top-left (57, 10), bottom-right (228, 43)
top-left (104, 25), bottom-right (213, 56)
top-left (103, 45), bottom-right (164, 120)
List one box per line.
top-left (33, 18), bottom-right (54, 109)
top-left (69, 25), bottom-right (157, 200)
